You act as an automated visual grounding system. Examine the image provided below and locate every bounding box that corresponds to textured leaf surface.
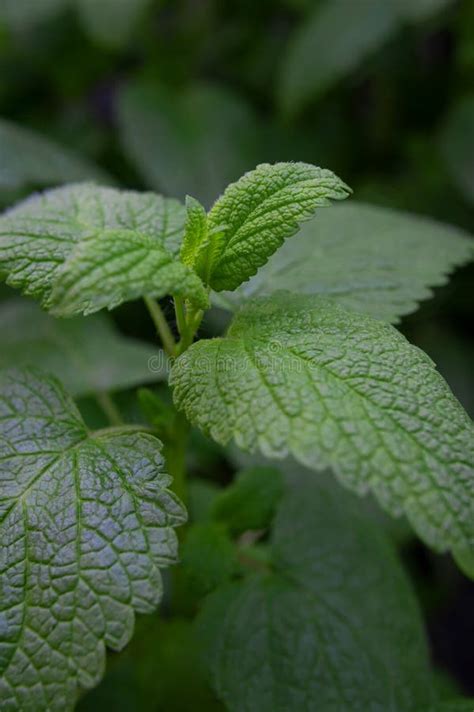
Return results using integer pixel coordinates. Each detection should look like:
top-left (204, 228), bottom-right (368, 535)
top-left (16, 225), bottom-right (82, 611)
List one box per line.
top-left (0, 183), bottom-right (207, 314)
top-left (198, 469), bottom-right (434, 711)
top-left (199, 162), bottom-right (350, 291)
top-left (0, 298), bottom-right (162, 397)
top-left (0, 367), bottom-right (186, 711)
top-left (180, 196), bottom-right (208, 269)
top-left (214, 202), bottom-right (473, 323)
top-left (439, 95), bottom-right (474, 205)
top-left (76, 0), bottom-right (152, 47)
top-left (171, 293), bottom-right (474, 556)
top-left (117, 82), bottom-right (261, 207)
top-left (0, 118), bottom-right (108, 191)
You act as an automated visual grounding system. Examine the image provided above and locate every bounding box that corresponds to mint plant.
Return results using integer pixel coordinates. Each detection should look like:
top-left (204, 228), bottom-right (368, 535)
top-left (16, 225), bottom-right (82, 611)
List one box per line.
top-left (0, 162), bottom-right (473, 711)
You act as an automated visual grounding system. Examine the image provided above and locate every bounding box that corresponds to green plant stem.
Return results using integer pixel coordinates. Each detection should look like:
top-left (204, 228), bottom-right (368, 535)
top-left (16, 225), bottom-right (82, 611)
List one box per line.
top-left (144, 296), bottom-right (176, 357)
top-left (174, 295), bottom-right (188, 341)
top-left (95, 391), bottom-right (123, 426)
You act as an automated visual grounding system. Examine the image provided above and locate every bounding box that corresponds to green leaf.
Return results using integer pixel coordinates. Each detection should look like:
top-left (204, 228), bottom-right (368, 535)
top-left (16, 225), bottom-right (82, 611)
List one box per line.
top-left (198, 469), bottom-right (434, 711)
top-left (0, 367), bottom-right (186, 711)
top-left (211, 467), bottom-right (284, 535)
top-left (214, 202), bottom-right (473, 323)
top-left (0, 118), bottom-right (109, 191)
top-left (180, 196), bottom-right (208, 269)
top-left (0, 298), bottom-right (163, 397)
top-left (171, 293), bottom-right (474, 557)
top-left (117, 81), bottom-right (261, 207)
top-left (0, 183), bottom-right (208, 315)
top-left (439, 95), bottom-right (474, 205)
top-left (76, 0), bottom-right (152, 48)
top-left (198, 162), bottom-right (350, 292)
top-left (181, 523), bottom-right (237, 597)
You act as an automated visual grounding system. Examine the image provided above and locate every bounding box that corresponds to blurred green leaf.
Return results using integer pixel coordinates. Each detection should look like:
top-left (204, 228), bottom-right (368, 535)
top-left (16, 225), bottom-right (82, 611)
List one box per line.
top-left (0, 297), bottom-right (163, 396)
top-left (78, 616), bottom-right (223, 712)
top-left (198, 469), bottom-right (434, 710)
top-left (117, 81), bottom-right (261, 207)
top-left (439, 95), bottom-right (474, 205)
top-left (279, 0), bottom-right (399, 114)
top-left (76, 0), bottom-right (153, 48)
top-left (211, 467), bottom-right (283, 535)
top-left (0, 117), bottom-right (109, 191)
top-left (278, 0), bottom-right (455, 114)
top-left (181, 523), bottom-right (238, 597)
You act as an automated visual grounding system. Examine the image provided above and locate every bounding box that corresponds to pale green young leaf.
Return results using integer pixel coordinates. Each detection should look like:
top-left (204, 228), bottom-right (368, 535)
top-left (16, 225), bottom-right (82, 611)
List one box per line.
top-left (180, 196), bottom-right (208, 268)
top-left (196, 162), bottom-right (350, 291)
top-left (171, 293), bottom-right (474, 557)
top-left (214, 202), bottom-right (473, 323)
top-left (0, 367), bottom-right (186, 711)
top-left (0, 298), bottom-right (163, 397)
top-left (198, 469), bottom-right (434, 711)
top-left (0, 118), bottom-right (109, 191)
top-left (76, 0), bottom-right (152, 48)
top-left (117, 81), bottom-right (261, 207)
top-left (49, 227), bottom-right (208, 316)
top-left (0, 183), bottom-right (208, 314)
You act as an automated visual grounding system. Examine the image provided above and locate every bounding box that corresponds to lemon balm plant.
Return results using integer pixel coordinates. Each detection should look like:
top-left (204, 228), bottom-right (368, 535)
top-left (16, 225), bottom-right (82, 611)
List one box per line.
top-left (0, 163), bottom-right (473, 711)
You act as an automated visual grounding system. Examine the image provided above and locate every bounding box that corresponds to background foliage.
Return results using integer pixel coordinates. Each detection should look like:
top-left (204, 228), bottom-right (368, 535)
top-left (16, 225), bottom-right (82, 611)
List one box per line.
top-left (0, 0), bottom-right (473, 706)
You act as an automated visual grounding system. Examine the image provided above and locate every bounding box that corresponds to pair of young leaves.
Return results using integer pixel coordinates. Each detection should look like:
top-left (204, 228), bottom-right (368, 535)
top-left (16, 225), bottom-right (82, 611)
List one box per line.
top-left (0, 162), bottom-right (473, 710)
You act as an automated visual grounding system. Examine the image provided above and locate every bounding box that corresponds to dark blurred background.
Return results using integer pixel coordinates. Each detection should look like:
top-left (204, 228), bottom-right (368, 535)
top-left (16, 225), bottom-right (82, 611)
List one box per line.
top-left (0, 0), bottom-right (473, 707)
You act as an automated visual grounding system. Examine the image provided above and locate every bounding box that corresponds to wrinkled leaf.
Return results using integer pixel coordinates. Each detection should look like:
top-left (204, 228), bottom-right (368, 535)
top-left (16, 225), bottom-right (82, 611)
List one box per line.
top-left (0, 367), bottom-right (186, 711)
top-left (198, 162), bottom-right (350, 291)
top-left (171, 293), bottom-right (474, 558)
top-left (0, 183), bottom-right (208, 314)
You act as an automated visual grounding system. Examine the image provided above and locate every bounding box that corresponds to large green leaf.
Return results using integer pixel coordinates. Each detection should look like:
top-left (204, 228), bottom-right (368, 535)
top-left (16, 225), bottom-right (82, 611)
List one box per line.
top-left (0, 183), bottom-right (208, 314)
top-left (198, 469), bottom-right (434, 711)
top-left (432, 702), bottom-right (474, 712)
top-left (214, 202), bottom-right (473, 323)
top-left (0, 0), bottom-right (67, 32)
top-left (439, 95), bottom-right (474, 205)
top-left (0, 298), bottom-right (163, 397)
top-left (171, 293), bottom-right (474, 557)
top-left (117, 82), bottom-right (261, 207)
top-left (0, 367), bottom-right (186, 711)
top-left (0, 118), bottom-right (109, 191)
top-left (196, 162), bottom-right (350, 292)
